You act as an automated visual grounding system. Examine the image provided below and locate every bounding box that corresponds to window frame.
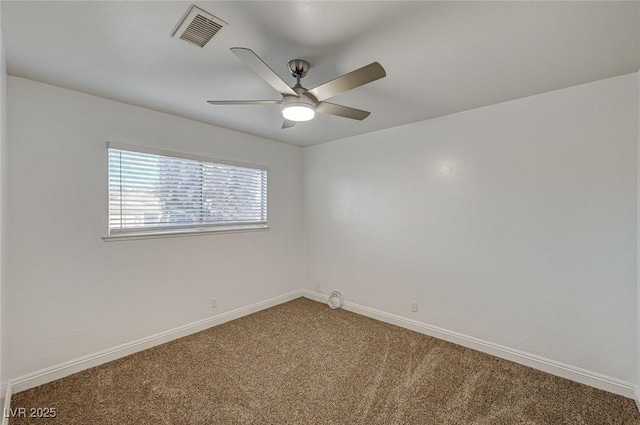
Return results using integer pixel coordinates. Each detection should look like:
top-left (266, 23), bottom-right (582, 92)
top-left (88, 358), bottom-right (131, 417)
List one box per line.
top-left (103, 142), bottom-right (269, 241)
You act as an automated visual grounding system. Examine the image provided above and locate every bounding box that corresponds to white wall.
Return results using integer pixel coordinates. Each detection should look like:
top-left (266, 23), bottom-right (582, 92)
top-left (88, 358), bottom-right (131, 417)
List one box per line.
top-left (4, 71), bottom-right (639, 391)
top-left (5, 76), bottom-right (305, 379)
top-left (0, 2), bottom-right (6, 392)
top-left (304, 73), bottom-right (638, 383)
top-left (637, 70), bottom-right (640, 398)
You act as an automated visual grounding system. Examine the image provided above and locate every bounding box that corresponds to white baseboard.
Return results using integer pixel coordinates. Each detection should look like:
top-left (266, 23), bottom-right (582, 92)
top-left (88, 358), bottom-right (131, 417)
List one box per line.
top-left (635, 387), bottom-right (640, 413)
top-left (6, 290), bottom-right (304, 399)
top-left (301, 290), bottom-right (636, 399)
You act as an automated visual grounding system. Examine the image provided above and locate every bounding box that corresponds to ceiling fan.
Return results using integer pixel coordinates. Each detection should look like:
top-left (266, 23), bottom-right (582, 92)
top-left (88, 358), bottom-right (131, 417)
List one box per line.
top-left (207, 48), bottom-right (386, 129)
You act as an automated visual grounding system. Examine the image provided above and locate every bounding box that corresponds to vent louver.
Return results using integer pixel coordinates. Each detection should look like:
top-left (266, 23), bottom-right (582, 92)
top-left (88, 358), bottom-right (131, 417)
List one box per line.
top-left (172, 5), bottom-right (228, 48)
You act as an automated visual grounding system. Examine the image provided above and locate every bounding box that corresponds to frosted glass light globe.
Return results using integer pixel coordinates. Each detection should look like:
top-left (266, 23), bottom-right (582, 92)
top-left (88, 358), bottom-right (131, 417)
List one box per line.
top-left (282, 104), bottom-right (315, 122)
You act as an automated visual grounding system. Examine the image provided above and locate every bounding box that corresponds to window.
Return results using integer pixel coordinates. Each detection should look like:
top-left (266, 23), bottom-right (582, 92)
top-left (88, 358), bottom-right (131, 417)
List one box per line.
top-left (106, 143), bottom-right (268, 239)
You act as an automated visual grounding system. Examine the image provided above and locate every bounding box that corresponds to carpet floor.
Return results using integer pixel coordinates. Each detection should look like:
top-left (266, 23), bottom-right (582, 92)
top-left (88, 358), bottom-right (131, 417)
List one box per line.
top-left (9, 297), bottom-right (640, 424)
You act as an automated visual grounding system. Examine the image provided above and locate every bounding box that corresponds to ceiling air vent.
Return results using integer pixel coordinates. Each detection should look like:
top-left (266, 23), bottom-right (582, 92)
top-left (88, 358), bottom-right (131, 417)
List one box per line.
top-left (172, 5), bottom-right (228, 48)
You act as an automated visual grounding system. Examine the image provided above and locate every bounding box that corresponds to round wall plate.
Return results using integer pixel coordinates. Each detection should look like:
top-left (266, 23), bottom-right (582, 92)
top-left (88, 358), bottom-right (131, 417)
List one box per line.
top-left (327, 291), bottom-right (344, 309)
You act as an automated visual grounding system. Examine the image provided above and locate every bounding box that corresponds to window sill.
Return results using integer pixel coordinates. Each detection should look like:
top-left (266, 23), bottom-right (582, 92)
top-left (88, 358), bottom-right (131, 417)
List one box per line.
top-left (102, 225), bottom-right (270, 242)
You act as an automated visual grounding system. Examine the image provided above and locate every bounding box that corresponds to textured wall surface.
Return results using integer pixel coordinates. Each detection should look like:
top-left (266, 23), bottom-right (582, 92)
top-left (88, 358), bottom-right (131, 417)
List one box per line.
top-left (5, 77), bottom-right (305, 379)
top-left (0, 4), bottom-right (7, 391)
top-left (304, 74), bottom-right (638, 382)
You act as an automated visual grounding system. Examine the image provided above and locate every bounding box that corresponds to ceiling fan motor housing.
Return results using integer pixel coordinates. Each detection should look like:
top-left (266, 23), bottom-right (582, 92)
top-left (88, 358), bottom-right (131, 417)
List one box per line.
top-left (284, 86), bottom-right (317, 107)
top-left (282, 93), bottom-right (316, 109)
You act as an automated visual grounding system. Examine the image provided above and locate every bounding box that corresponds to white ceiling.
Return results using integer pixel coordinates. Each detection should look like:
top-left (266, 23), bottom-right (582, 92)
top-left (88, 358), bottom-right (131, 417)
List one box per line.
top-left (2, 1), bottom-right (639, 147)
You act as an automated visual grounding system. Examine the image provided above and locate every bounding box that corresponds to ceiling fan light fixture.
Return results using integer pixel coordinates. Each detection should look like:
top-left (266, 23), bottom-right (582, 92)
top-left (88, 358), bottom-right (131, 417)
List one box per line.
top-left (282, 104), bottom-right (315, 122)
top-left (282, 93), bottom-right (316, 122)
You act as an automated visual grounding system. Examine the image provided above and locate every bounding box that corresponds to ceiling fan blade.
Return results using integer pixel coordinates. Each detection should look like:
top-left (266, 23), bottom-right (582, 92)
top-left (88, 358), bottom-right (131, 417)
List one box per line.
top-left (307, 62), bottom-right (386, 102)
top-left (282, 119), bottom-right (296, 129)
top-left (316, 102), bottom-right (371, 120)
top-left (231, 47), bottom-right (297, 97)
top-left (207, 100), bottom-right (282, 105)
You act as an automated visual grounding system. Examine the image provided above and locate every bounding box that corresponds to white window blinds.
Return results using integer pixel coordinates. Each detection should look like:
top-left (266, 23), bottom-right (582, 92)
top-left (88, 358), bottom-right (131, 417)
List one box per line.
top-left (108, 144), bottom-right (267, 235)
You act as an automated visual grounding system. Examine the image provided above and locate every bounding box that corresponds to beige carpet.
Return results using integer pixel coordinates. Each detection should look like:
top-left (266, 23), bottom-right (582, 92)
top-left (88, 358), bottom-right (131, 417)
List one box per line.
top-left (10, 297), bottom-right (640, 424)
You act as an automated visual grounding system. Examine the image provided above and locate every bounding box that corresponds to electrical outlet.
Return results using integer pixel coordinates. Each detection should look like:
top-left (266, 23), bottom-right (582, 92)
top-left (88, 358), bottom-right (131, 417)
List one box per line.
top-left (211, 297), bottom-right (218, 309)
top-left (411, 301), bottom-right (418, 312)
